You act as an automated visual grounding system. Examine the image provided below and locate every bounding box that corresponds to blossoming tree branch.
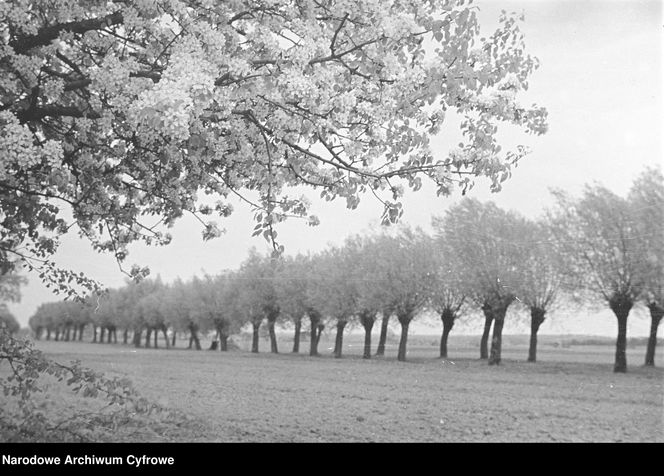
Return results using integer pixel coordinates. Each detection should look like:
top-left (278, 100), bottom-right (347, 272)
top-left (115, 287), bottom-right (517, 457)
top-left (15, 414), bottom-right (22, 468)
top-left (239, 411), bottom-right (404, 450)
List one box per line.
top-left (0, 0), bottom-right (547, 293)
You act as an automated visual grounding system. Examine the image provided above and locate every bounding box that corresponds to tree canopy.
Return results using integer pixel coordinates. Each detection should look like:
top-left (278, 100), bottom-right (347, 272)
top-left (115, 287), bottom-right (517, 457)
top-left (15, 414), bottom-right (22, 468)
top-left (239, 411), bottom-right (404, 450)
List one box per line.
top-left (1, 0), bottom-right (547, 290)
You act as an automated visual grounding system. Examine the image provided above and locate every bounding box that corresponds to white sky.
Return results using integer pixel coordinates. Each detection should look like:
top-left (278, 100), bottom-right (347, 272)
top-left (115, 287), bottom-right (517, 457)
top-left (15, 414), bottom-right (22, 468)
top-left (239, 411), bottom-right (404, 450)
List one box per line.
top-left (9, 0), bottom-right (663, 337)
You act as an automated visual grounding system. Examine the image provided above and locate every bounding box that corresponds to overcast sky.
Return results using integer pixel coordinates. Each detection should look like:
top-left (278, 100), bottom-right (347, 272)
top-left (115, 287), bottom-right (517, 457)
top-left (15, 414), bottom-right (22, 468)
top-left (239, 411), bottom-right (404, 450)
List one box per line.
top-left (9, 0), bottom-right (663, 336)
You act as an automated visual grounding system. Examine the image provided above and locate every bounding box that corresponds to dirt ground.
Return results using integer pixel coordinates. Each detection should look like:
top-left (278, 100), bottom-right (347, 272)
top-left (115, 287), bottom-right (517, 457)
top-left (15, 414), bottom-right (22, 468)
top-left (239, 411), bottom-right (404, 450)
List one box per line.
top-left (21, 335), bottom-right (663, 443)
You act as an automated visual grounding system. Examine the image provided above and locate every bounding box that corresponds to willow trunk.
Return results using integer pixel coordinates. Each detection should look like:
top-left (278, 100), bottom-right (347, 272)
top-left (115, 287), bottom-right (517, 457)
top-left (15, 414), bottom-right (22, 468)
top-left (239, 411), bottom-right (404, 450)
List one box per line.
top-left (162, 327), bottom-right (170, 349)
top-left (488, 317), bottom-right (505, 366)
top-left (133, 328), bottom-right (142, 348)
top-left (334, 320), bottom-right (347, 358)
top-left (220, 332), bottom-right (228, 351)
top-left (480, 307), bottom-right (493, 359)
top-left (268, 319), bottom-right (278, 354)
top-left (292, 319), bottom-right (302, 353)
top-left (361, 315), bottom-right (375, 359)
top-left (251, 321), bottom-right (260, 353)
top-left (189, 325), bottom-right (202, 351)
top-left (397, 316), bottom-right (411, 362)
top-left (645, 304), bottom-right (663, 366)
top-left (528, 307), bottom-right (546, 363)
top-left (309, 316), bottom-right (319, 356)
top-left (609, 295), bottom-right (633, 373)
top-left (376, 312), bottom-right (390, 356)
top-left (439, 309), bottom-right (455, 359)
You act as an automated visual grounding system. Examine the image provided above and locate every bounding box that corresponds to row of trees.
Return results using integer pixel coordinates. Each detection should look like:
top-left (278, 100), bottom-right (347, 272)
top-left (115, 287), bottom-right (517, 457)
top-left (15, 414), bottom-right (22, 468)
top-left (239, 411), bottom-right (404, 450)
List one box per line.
top-left (29, 168), bottom-right (663, 372)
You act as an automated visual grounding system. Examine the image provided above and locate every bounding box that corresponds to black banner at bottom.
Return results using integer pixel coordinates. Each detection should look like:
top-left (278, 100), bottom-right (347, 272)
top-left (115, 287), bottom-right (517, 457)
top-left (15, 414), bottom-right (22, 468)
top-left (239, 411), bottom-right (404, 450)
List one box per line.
top-left (0, 442), bottom-right (652, 474)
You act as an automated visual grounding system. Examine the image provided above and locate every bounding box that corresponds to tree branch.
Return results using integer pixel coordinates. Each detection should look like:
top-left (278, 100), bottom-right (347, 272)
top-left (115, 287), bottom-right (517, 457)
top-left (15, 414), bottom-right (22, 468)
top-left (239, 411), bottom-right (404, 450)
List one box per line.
top-left (17, 104), bottom-right (101, 123)
top-left (9, 11), bottom-right (125, 54)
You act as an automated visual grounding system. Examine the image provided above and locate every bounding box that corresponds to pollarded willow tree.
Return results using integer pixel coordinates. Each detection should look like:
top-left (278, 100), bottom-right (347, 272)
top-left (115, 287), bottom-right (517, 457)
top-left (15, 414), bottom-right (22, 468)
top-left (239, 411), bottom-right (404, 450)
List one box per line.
top-left (366, 234), bottom-right (404, 358)
top-left (303, 253), bottom-right (327, 357)
top-left (378, 228), bottom-right (436, 362)
top-left (108, 285), bottom-right (140, 345)
top-left (64, 299), bottom-right (89, 341)
top-left (1, 0), bottom-right (547, 291)
top-left (91, 289), bottom-right (121, 344)
top-left (628, 167), bottom-right (664, 367)
top-left (190, 274), bottom-right (239, 351)
top-left (436, 198), bottom-right (528, 365)
top-left (346, 234), bottom-right (386, 359)
top-left (550, 186), bottom-right (648, 373)
top-left (311, 245), bottom-right (360, 359)
top-left (428, 239), bottom-right (467, 359)
top-left (120, 277), bottom-right (165, 347)
top-left (166, 278), bottom-right (208, 350)
top-left (515, 219), bottom-right (564, 363)
top-left (274, 253), bottom-right (311, 353)
top-left (235, 249), bottom-right (281, 353)
top-left (28, 302), bottom-right (51, 339)
top-left (136, 284), bottom-right (172, 349)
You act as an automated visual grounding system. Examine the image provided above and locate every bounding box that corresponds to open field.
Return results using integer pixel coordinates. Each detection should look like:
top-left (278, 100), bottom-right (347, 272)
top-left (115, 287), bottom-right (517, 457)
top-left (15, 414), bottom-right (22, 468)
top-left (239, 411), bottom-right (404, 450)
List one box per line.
top-left (10, 334), bottom-right (662, 443)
